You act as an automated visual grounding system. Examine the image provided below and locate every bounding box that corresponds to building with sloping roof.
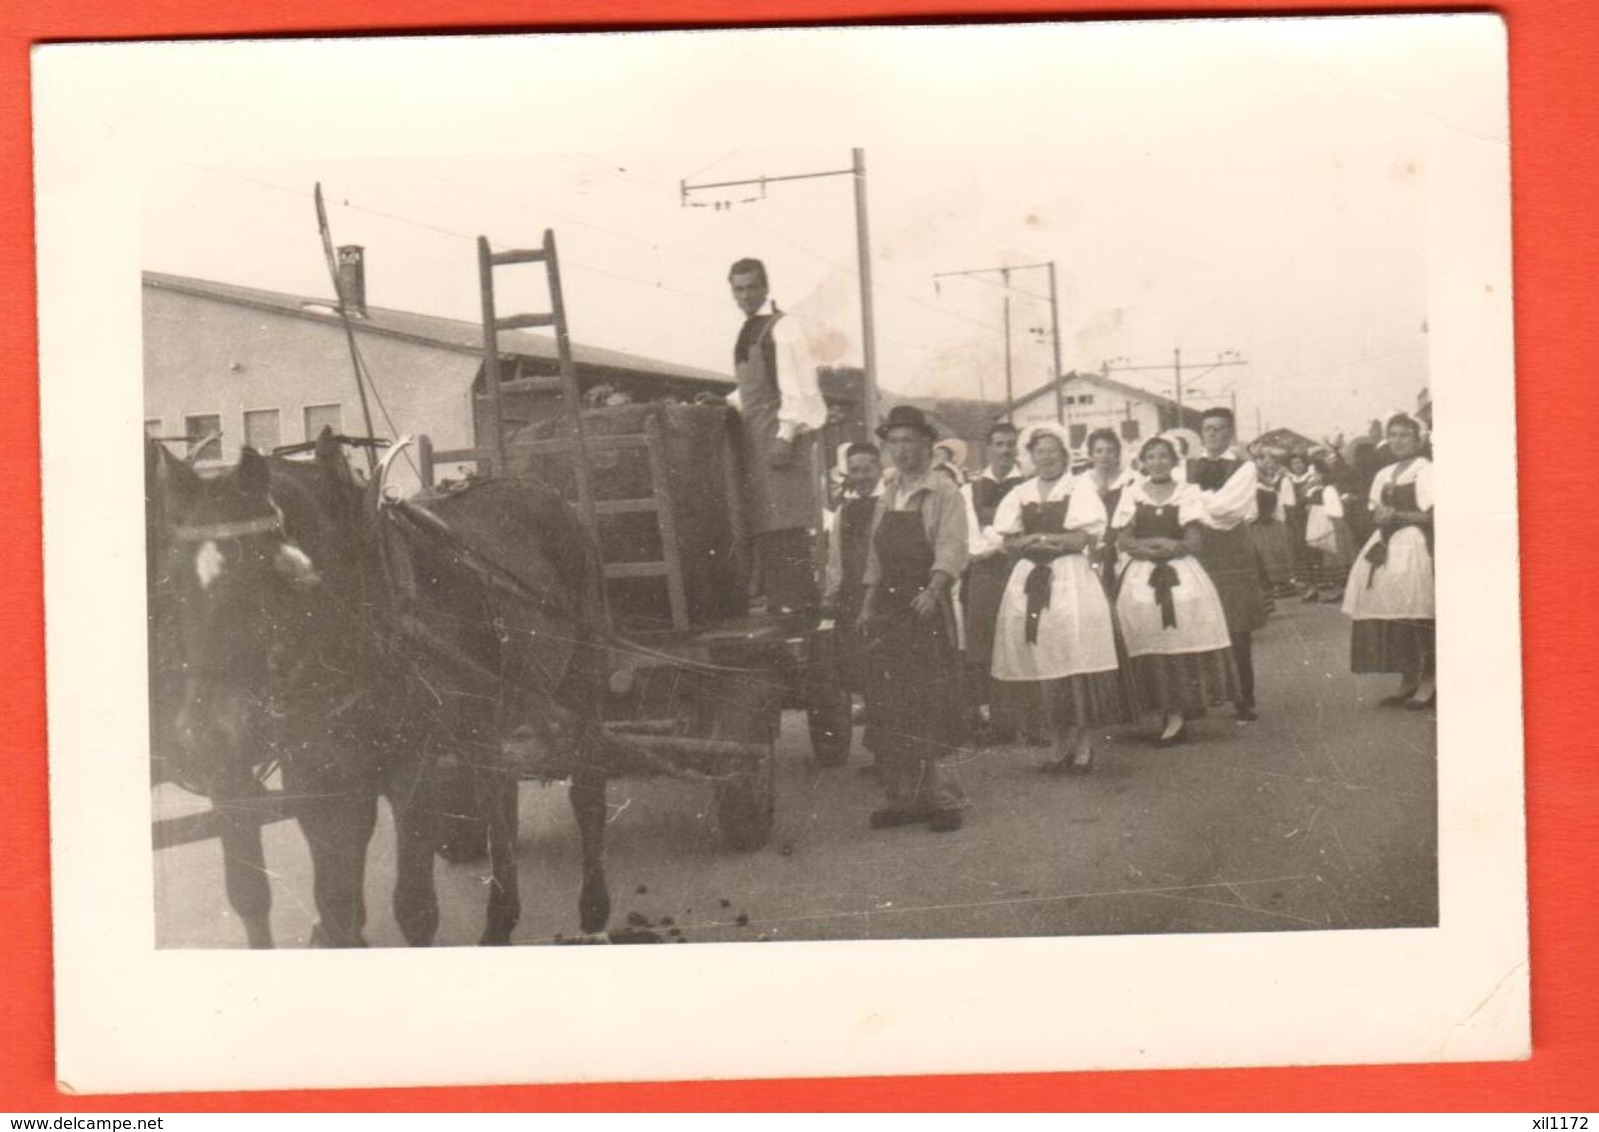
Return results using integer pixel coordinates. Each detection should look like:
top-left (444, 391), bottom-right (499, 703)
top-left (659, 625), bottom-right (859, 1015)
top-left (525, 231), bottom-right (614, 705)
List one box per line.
top-left (142, 265), bottom-right (732, 489)
top-left (1008, 370), bottom-right (1205, 450)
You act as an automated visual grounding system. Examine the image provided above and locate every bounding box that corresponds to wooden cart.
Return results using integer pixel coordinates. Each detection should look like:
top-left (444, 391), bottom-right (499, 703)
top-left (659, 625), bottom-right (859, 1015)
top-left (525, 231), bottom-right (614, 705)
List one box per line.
top-left (412, 229), bottom-right (853, 852)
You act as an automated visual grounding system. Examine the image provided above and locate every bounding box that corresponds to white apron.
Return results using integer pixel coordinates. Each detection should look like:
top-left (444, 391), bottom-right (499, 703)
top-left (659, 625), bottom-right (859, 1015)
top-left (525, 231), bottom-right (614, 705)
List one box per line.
top-left (991, 475), bottom-right (1120, 682)
top-left (1110, 481), bottom-right (1233, 657)
top-left (1343, 459), bottom-right (1434, 620)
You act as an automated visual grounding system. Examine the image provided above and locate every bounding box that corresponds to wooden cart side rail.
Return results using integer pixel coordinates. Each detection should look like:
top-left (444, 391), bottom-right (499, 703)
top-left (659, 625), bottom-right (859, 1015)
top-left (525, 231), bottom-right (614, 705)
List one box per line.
top-left (152, 791), bottom-right (295, 851)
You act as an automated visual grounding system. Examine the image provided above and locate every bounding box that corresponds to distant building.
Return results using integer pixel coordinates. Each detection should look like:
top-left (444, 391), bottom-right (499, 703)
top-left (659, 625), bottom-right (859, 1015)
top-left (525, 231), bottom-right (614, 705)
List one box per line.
top-left (1008, 371), bottom-right (1205, 450)
top-left (1255, 427), bottom-right (1318, 454)
top-left (817, 365), bottom-right (1007, 471)
top-left (143, 263), bottom-right (731, 492)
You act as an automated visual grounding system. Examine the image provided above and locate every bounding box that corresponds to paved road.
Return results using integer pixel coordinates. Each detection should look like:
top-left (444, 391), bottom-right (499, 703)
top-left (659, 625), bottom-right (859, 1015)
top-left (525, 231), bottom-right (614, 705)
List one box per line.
top-left (153, 598), bottom-right (1436, 948)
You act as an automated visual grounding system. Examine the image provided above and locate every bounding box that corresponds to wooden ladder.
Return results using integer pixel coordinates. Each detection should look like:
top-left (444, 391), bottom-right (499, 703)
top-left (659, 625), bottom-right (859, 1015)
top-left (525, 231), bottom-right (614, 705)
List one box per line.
top-left (417, 228), bottom-right (690, 633)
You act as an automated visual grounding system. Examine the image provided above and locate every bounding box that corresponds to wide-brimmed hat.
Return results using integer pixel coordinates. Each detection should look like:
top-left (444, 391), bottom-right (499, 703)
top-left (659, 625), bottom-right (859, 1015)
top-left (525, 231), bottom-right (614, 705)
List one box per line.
top-left (875, 404), bottom-right (938, 441)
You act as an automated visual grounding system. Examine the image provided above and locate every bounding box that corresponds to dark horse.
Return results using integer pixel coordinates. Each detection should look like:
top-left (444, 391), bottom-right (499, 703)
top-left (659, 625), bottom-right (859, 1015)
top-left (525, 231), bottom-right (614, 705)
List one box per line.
top-left (149, 430), bottom-right (612, 946)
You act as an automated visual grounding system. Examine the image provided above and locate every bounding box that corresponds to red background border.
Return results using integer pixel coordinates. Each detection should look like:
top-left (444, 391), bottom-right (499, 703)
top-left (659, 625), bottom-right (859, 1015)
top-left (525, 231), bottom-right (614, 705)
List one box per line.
top-left (3, 0), bottom-right (1592, 1112)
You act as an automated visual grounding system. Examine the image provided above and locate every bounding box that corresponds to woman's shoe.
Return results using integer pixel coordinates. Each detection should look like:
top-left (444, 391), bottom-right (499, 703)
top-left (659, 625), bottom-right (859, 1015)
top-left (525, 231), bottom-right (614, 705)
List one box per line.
top-left (869, 808), bottom-right (926, 829)
top-left (928, 809), bottom-right (964, 833)
top-left (1155, 723), bottom-right (1187, 748)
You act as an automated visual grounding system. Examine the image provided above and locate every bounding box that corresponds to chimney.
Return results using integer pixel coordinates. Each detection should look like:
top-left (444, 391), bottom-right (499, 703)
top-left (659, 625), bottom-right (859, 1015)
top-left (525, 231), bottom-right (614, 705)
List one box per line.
top-left (336, 245), bottom-right (367, 319)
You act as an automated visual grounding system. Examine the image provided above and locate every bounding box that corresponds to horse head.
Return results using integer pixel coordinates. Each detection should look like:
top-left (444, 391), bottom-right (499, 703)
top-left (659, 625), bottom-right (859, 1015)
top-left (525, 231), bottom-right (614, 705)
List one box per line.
top-left (156, 436), bottom-right (358, 786)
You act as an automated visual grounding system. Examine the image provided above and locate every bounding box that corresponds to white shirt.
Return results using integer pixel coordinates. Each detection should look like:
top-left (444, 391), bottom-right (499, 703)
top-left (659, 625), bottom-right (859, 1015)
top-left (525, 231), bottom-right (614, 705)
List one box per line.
top-left (724, 303), bottom-right (829, 441)
top-left (1190, 447), bottom-right (1259, 531)
top-left (960, 465), bottom-right (1023, 561)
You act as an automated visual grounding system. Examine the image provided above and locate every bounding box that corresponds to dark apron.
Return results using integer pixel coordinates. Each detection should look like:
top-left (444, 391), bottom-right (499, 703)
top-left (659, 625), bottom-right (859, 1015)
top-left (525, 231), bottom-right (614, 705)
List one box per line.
top-left (1018, 500), bottom-right (1072, 645)
top-left (868, 509), bottom-right (966, 761)
top-left (834, 494), bottom-right (877, 690)
top-left (733, 312), bottom-right (818, 535)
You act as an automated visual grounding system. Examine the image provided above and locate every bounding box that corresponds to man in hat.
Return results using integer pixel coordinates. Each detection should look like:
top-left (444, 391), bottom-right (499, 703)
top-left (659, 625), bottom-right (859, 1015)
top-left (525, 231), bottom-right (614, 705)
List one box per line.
top-left (961, 420), bottom-right (1026, 739)
top-left (1189, 407), bottom-right (1266, 720)
top-left (856, 405), bottom-right (969, 832)
top-left (726, 257), bottom-right (828, 617)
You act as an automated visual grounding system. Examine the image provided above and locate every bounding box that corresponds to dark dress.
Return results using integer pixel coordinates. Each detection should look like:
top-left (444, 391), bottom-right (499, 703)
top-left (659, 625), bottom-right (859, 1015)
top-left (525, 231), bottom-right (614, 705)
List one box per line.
top-left (1347, 479), bottom-right (1436, 674)
top-left (1114, 499), bottom-right (1241, 715)
top-left (865, 509), bottom-right (966, 815)
top-left (962, 473), bottom-right (1026, 670)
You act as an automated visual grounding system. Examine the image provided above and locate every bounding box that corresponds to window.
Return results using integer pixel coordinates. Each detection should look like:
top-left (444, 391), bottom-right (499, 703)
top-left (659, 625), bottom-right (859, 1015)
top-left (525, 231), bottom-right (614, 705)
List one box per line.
top-left (1120, 418), bottom-right (1142, 441)
top-left (304, 403), bottom-right (342, 441)
top-left (143, 418), bottom-right (163, 439)
top-left (183, 414), bottom-right (222, 463)
top-left (1069, 423), bottom-right (1088, 448)
top-left (244, 409), bottom-right (281, 453)
top-left (1079, 395), bottom-right (1095, 406)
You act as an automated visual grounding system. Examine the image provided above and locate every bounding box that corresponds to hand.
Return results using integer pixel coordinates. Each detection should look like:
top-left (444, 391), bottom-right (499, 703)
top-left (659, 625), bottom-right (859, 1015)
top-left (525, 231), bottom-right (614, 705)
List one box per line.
top-left (911, 588), bottom-right (941, 620)
top-left (693, 391), bottom-right (726, 407)
top-left (1373, 505), bottom-right (1396, 524)
top-left (855, 603), bottom-right (874, 632)
top-left (768, 436), bottom-right (795, 469)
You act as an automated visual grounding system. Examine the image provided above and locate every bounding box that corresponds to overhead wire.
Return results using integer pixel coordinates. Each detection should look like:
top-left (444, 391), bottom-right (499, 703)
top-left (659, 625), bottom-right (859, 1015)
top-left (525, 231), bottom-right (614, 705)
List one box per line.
top-left (180, 162), bottom-right (987, 401)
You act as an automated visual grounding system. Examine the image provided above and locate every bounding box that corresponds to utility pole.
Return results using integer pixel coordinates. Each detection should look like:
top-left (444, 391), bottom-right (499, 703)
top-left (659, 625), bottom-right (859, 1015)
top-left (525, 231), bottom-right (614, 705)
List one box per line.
top-left (681, 150), bottom-right (881, 433)
top-left (1049, 262), bottom-right (1064, 426)
top-left (1002, 290), bottom-right (1013, 419)
top-left (932, 260), bottom-right (1061, 422)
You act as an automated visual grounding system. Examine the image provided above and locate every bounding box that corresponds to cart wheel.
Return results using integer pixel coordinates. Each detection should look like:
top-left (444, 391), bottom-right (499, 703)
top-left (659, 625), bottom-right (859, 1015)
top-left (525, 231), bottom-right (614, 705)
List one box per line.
top-left (806, 687), bottom-right (853, 767)
top-left (704, 664), bottom-right (780, 852)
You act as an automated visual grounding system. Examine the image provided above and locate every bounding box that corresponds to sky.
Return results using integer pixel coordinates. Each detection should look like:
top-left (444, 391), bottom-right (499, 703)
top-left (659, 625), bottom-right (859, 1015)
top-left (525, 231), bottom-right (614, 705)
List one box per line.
top-left (133, 21), bottom-right (1479, 441)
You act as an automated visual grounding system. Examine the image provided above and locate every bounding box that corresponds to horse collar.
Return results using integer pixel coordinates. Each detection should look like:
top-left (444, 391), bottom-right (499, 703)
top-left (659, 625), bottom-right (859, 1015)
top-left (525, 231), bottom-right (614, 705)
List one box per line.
top-left (173, 507), bottom-right (284, 543)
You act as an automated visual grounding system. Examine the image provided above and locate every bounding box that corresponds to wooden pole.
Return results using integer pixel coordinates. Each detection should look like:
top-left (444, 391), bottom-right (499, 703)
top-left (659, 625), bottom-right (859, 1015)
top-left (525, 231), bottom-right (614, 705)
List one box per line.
top-left (852, 148), bottom-right (881, 435)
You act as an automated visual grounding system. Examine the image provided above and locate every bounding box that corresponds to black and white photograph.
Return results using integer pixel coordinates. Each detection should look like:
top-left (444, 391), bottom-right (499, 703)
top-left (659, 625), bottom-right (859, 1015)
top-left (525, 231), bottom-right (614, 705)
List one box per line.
top-left (37, 16), bottom-right (1526, 1092)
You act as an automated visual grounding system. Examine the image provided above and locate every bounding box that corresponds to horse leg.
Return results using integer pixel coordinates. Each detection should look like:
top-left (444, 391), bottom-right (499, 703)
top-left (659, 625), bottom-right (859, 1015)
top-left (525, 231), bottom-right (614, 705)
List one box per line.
top-left (291, 764), bottom-right (376, 948)
top-left (213, 765), bottom-right (274, 949)
top-left (570, 767), bottom-right (611, 936)
top-left (478, 767), bottom-right (521, 946)
top-left (389, 757), bottom-right (441, 947)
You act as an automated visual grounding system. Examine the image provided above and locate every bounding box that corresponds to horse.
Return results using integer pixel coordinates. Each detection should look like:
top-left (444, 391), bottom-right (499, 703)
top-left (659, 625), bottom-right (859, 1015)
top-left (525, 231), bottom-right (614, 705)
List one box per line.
top-left (149, 429), bottom-right (612, 946)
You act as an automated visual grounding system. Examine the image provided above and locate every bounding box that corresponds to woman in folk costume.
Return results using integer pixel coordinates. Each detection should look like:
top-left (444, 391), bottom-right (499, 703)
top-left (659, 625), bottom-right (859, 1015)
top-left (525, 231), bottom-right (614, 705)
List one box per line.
top-left (1302, 451), bottom-right (1355, 603)
top-left (991, 422), bottom-right (1124, 775)
top-left (1250, 447), bottom-right (1297, 598)
top-left (1081, 427), bottom-right (1139, 594)
top-left (1284, 451), bottom-right (1319, 592)
top-left (1342, 413), bottom-right (1436, 708)
top-left (856, 406), bottom-right (970, 832)
top-left (1109, 436), bottom-right (1242, 746)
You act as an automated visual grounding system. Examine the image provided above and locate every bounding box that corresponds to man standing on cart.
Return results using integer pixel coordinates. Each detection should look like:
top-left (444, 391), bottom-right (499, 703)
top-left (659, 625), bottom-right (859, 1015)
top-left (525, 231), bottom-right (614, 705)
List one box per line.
top-left (726, 258), bottom-right (829, 618)
top-left (857, 405), bottom-right (970, 833)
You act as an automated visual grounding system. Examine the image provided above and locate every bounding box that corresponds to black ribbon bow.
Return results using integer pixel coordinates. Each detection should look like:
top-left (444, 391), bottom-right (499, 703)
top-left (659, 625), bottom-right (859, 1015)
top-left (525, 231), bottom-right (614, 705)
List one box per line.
top-left (1023, 563), bottom-right (1053, 645)
top-left (1148, 561), bottom-right (1182, 629)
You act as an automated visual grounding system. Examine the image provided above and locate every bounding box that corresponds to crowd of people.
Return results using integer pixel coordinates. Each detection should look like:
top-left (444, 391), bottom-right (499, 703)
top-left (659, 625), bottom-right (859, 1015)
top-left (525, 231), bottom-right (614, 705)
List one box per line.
top-left (724, 254), bottom-right (1434, 837)
top-left (816, 405), bottom-right (1436, 833)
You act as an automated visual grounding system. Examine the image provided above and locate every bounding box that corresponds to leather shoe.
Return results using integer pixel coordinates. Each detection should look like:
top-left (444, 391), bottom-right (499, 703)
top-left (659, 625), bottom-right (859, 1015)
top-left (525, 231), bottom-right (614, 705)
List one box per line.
top-left (869, 808), bottom-right (926, 829)
top-left (928, 809), bottom-right (964, 833)
top-left (1235, 702), bottom-right (1259, 722)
